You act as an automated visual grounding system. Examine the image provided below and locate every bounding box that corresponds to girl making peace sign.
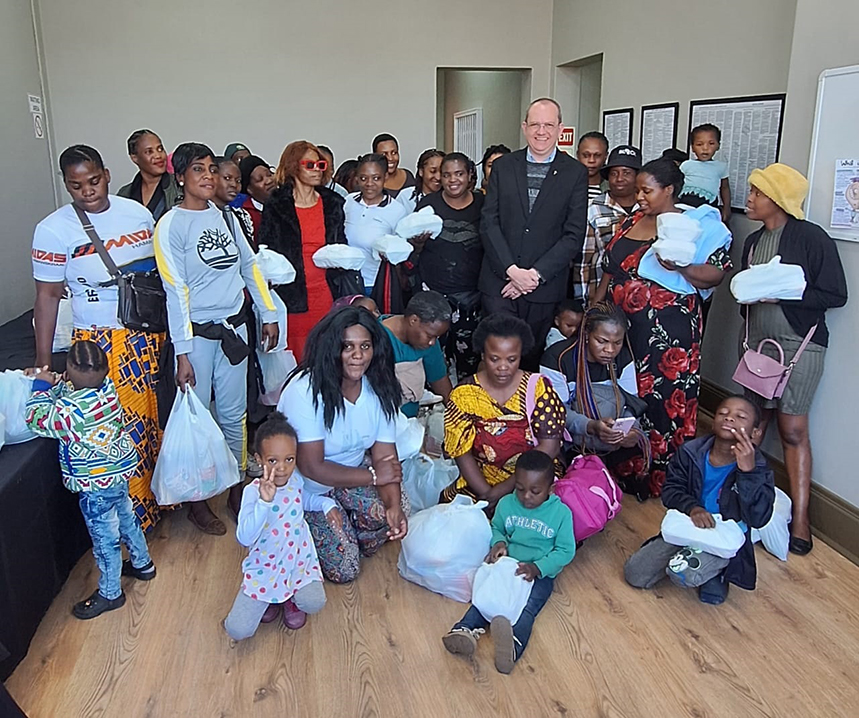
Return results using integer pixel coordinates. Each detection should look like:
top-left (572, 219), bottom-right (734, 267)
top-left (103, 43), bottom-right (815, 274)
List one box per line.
top-left (224, 413), bottom-right (340, 640)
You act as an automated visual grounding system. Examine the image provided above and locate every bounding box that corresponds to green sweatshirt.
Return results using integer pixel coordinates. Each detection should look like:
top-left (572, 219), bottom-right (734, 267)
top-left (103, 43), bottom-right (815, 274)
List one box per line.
top-left (490, 494), bottom-right (576, 579)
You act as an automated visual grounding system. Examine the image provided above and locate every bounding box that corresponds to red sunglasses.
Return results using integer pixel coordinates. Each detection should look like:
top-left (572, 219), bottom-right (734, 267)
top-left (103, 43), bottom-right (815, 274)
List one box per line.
top-left (299, 159), bottom-right (328, 171)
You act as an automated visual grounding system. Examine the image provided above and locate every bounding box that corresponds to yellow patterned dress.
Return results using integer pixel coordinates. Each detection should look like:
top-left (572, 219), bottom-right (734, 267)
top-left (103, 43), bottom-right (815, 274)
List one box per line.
top-left (72, 327), bottom-right (164, 531)
top-left (441, 372), bottom-right (565, 501)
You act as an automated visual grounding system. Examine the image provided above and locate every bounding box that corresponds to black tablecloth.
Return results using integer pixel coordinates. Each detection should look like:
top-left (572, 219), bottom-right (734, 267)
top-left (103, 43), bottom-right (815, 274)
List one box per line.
top-left (0, 311), bottom-right (86, 681)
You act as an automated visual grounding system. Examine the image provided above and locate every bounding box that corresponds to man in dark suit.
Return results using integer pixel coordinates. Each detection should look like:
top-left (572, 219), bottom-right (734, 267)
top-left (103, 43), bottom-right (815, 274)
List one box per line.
top-left (479, 97), bottom-right (588, 368)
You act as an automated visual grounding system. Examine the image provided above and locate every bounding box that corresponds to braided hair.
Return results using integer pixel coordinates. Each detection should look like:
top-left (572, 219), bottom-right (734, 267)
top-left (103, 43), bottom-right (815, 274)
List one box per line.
top-left (568, 302), bottom-right (651, 468)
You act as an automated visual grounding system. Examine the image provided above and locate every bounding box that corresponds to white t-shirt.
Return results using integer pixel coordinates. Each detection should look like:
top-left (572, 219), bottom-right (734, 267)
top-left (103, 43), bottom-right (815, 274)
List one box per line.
top-left (277, 372), bottom-right (397, 496)
top-left (32, 196), bottom-right (155, 329)
top-left (343, 192), bottom-right (407, 288)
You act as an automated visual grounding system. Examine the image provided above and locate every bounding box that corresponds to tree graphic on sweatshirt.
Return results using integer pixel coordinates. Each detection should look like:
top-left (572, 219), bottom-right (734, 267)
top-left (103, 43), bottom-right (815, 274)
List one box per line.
top-left (196, 227), bottom-right (238, 269)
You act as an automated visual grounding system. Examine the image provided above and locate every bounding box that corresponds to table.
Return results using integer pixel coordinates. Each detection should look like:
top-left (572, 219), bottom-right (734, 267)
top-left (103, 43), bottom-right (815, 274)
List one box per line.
top-left (0, 311), bottom-right (87, 681)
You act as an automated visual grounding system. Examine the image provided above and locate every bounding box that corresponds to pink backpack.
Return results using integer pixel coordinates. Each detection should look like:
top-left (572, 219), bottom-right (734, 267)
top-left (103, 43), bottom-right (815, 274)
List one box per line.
top-left (553, 455), bottom-right (622, 542)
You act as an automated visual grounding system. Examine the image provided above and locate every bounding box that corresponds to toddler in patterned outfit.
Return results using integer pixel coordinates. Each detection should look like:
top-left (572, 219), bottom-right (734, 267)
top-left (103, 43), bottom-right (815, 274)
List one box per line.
top-left (25, 340), bottom-right (155, 620)
top-left (225, 412), bottom-right (336, 641)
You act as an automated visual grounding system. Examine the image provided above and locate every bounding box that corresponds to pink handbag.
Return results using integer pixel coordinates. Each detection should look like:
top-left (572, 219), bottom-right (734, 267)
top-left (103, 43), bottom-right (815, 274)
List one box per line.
top-left (733, 308), bottom-right (817, 400)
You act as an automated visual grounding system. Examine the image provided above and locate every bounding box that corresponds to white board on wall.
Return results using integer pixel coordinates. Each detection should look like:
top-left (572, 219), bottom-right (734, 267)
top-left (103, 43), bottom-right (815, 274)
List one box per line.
top-left (806, 64), bottom-right (859, 242)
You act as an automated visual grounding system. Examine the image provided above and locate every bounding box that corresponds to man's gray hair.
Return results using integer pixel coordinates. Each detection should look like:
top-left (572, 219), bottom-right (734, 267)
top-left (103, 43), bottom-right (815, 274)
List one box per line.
top-left (525, 97), bottom-right (563, 124)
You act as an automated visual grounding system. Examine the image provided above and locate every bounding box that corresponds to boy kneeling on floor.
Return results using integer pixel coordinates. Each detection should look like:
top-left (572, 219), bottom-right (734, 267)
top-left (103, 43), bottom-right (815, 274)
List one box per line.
top-left (443, 450), bottom-right (576, 673)
top-left (624, 396), bottom-right (775, 604)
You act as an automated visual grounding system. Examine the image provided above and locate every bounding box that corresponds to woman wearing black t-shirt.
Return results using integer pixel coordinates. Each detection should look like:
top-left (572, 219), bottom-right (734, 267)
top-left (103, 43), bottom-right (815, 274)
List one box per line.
top-left (411, 153), bottom-right (484, 377)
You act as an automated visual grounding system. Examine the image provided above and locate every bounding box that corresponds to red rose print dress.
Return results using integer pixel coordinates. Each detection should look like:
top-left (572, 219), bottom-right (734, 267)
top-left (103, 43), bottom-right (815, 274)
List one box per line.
top-left (240, 476), bottom-right (323, 603)
top-left (602, 212), bottom-right (731, 498)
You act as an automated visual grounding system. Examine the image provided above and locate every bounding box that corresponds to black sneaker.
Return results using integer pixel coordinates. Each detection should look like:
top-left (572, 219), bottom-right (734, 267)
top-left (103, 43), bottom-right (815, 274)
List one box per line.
top-left (698, 574), bottom-right (729, 605)
top-left (72, 590), bottom-right (126, 620)
top-left (122, 559), bottom-right (157, 581)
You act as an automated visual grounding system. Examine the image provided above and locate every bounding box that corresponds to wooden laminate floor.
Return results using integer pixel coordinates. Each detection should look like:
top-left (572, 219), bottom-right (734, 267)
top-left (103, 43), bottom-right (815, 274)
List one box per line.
top-left (7, 494), bottom-right (859, 718)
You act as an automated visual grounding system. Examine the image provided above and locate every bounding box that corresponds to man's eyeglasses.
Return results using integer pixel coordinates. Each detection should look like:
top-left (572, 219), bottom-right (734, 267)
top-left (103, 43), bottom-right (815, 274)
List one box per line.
top-left (299, 159), bottom-right (328, 171)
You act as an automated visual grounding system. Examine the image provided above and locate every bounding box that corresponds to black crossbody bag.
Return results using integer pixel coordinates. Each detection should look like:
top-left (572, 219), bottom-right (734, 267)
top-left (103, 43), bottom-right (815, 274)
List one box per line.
top-left (73, 205), bottom-right (167, 333)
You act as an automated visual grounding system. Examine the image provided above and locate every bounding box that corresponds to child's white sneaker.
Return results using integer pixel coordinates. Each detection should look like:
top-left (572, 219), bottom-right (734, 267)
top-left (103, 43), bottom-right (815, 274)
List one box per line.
top-left (442, 627), bottom-right (483, 658)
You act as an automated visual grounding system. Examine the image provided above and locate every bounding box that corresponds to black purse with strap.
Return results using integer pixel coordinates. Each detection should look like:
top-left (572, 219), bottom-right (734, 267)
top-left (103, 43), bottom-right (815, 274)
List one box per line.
top-left (73, 204), bottom-right (167, 333)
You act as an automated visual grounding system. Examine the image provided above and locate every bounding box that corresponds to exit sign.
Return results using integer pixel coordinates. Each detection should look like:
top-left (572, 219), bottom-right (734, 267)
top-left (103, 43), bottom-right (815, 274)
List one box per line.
top-left (558, 127), bottom-right (576, 147)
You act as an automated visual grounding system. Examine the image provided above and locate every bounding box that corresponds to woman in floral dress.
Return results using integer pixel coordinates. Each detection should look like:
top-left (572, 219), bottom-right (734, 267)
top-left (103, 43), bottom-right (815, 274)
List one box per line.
top-left (594, 159), bottom-right (732, 498)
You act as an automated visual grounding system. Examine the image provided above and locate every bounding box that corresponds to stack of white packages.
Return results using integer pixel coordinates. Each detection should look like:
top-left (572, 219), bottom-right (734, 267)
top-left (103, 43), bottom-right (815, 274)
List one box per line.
top-left (730, 255), bottom-right (806, 303)
top-left (311, 244), bottom-right (366, 270)
top-left (652, 213), bottom-right (702, 266)
top-left (395, 206), bottom-right (443, 240)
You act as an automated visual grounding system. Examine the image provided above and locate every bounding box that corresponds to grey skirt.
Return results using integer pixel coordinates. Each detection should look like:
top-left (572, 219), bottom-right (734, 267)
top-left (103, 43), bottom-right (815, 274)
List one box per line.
top-left (741, 308), bottom-right (826, 415)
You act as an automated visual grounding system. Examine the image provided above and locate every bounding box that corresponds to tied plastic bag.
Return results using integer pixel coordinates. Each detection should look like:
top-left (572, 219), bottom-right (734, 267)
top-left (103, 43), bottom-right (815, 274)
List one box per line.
top-left (373, 234), bottom-right (414, 265)
top-left (397, 494), bottom-right (492, 602)
top-left (730, 256), bottom-right (807, 303)
top-left (312, 245), bottom-right (366, 270)
top-left (0, 370), bottom-right (36, 444)
top-left (256, 245), bottom-right (296, 285)
top-left (471, 556), bottom-right (533, 624)
top-left (751, 487), bottom-right (791, 561)
top-left (402, 453), bottom-right (459, 512)
top-left (256, 349), bottom-right (297, 406)
top-left (395, 206), bottom-right (443, 240)
top-left (660, 509), bottom-right (746, 559)
top-left (254, 291), bottom-right (288, 353)
top-left (151, 388), bottom-right (240, 505)
top-left (395, 411), bottom-right (425, 460)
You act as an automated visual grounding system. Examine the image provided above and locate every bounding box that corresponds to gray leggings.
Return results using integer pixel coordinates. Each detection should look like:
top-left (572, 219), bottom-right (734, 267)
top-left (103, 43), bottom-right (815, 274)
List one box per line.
top-left (224, 581), bottom-right (326, 641)
top-left (624, 537), bottom-right (729, 590)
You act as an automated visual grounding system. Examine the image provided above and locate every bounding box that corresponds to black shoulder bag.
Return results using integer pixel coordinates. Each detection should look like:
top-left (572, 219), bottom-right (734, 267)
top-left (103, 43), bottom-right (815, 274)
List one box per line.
top-left (73, 205), bottom-right (168, 333)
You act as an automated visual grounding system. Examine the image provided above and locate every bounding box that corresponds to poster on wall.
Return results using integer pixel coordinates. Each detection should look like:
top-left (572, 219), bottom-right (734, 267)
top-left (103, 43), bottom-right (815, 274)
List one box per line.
top-left (640, 102), bottom-right (678, 163)
top-left (688, 94), bottom-right (786, 210)
top-left (602, 108), bottom-right (633, 151)
top-left (831, 158), bottom-right (859, 231)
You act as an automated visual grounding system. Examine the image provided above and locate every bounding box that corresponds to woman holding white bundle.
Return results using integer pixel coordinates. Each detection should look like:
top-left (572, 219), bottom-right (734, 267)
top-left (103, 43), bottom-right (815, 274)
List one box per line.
top-left (739, 163), bottom-right (847, 555)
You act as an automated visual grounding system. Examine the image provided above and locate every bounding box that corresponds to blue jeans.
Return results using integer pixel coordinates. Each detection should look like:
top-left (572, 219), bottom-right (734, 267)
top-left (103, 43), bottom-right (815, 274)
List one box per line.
top-left (78, 483), bottom-right (152, 600)
top-left (454, 575), bottom-right (554, 662)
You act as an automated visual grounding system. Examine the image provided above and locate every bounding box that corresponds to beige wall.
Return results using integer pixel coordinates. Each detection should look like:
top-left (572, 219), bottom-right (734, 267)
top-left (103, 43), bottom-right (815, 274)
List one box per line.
top-left (774, 0), bottom-right (859, 506)
top-left (37, 0), bottom-right (553, 196)
top-left (0, 0), bottom-right (57, 323)
top-left (439, 70), bottom-right (528, 157)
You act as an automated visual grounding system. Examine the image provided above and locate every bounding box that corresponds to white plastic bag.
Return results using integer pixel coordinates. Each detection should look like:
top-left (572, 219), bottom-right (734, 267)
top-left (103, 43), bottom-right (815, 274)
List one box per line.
top-left (660, 509), bottom-right (746, 559)
top-left (312, 245), bottom-right (366, 270)
top-left (256, 245), bottom-right (296, 285)
top-left (751, 487), bottom-right (791, 561)
top-left (0, 370), bottom-right (36, 444)
top-left (53, 297), bottom-right (74, 352)
top-left (373, 234), bottom-right (414, 265)
top-left (151, 388), bottom-right (240, 505)
top-left (402, 453), bottom-right (459, 512)
top-left (730, 255), bottom-right (807, 304)
top-left (395, 206), bottom-right (443, 240)
top-left (395, 411), bottom-right (425, 460)
top-left (472, 556), bottom-right (533, 624)
top-left (256, 349), bottom-right (297, 406)
top-left (397, 494), bottom-right (492, 602)
top-left (254, 291), bottom-right (288, 353)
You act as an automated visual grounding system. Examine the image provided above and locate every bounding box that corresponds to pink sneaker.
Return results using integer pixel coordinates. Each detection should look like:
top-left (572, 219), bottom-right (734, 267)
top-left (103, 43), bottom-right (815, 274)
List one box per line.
top-left (260, 603), bottom-right (281, 624)
top-left (282, 599), bottom-right (307, 630)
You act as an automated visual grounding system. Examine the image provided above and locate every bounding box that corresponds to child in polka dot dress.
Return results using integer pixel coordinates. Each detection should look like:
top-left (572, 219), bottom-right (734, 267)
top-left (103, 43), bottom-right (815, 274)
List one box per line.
top-left (225, 413), bottom-right (339, 641)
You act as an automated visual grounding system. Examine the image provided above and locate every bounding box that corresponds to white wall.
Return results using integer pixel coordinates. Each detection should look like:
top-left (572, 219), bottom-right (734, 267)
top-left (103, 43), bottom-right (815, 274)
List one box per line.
top-left (439, 70), bottom-right (528, 157)
top-left (37, 0), bottom-right (553, 195)
top-left (774, 0), bottom-right (859, 506)
top-left (551, 0), bottom-right (796, 154)
top-left (0, 0), bottom-right (57, 324)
